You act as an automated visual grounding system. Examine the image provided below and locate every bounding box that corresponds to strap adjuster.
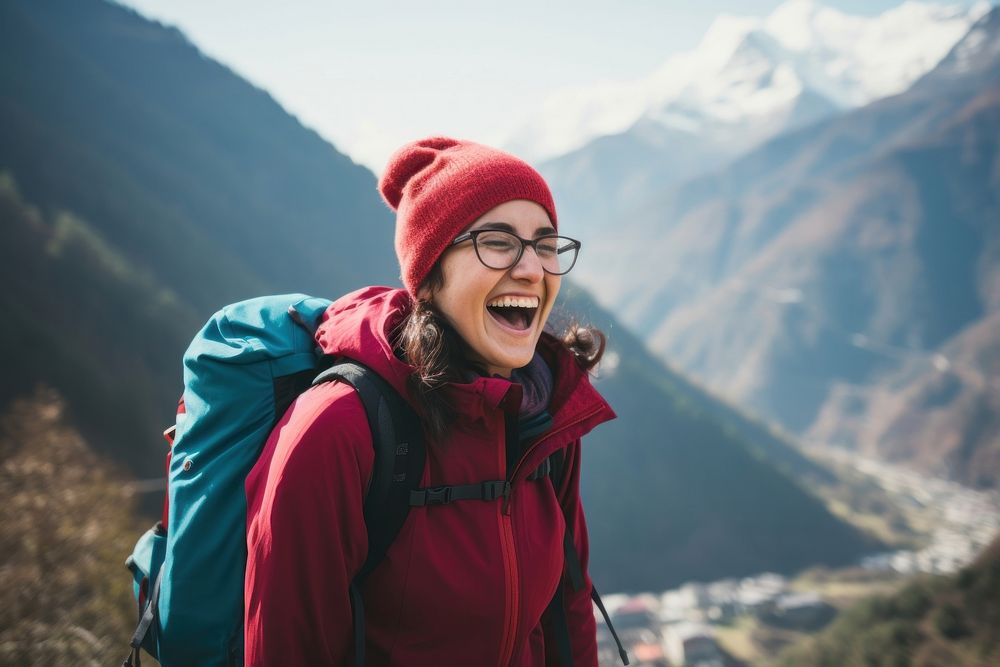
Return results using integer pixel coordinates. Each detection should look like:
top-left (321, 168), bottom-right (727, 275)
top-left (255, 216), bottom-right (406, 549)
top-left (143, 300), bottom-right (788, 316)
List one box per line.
top-left (481, 480), bottom-right (511, 501)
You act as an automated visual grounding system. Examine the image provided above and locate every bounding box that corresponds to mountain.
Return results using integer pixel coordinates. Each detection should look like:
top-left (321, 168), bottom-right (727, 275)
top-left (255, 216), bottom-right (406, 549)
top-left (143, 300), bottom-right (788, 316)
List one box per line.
top-left (0, 0), bottom-right (398, 307)
top-left (803, 18), bottom-right (1000, 481)
top-left (0, 0), bottom-right (398, 471)
top-left (508, 0), bottom-right (987, 163)
top-left (533, 0), bottom-right (988, 271)
top-left (582, 7), bottom-right (1000, 487)
top-left (0, 0), bottom-right (880, 590)
top-left (772, 534), bottom-right (1000, 667)
top-left (532, 119), bottom-right (733, 245)
top-left (558, 285), bottom-right (873, 591)
top-left (809, 311), bottom-right (1000, 487)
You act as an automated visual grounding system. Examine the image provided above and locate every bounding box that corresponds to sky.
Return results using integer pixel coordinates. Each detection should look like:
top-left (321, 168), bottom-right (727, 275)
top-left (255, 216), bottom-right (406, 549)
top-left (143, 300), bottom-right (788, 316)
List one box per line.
top-left (115, 0), bottom-right (990, 174)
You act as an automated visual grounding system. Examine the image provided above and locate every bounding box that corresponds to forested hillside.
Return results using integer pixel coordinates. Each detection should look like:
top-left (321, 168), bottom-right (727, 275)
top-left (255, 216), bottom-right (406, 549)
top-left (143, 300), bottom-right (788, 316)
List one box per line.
top-left (772, 535), bottom-right (1000, 667)
top-left (0, 0), bottom-right (396, 471)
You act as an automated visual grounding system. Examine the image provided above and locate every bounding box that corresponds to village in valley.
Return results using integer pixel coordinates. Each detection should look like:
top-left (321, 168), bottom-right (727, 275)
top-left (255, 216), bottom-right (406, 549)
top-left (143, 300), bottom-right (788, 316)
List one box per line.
top-left (596, 453), bottom-right (1000, 667)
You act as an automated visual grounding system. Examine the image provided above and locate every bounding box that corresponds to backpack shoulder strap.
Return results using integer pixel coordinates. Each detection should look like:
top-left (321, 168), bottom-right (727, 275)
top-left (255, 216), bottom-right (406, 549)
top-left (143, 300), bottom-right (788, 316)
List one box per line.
top-left (313, 360), bottom-right (425, 667)
top-left (547, 449), bottom-right (630, 666)
top-left (312, 360), bottom-right (425, 579)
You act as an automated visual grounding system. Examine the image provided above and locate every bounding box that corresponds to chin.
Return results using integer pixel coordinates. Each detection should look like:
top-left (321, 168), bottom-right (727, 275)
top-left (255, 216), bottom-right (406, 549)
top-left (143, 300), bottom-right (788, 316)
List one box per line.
top-left (498, 351), bottom-right (535, 372)
top-left (475, 320), bottom-right (543, 375)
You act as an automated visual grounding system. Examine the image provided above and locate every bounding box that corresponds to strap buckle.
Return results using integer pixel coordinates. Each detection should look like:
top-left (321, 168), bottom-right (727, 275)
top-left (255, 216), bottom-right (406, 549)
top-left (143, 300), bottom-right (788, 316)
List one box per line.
top-left (423, 486), bottom-right (453, 505)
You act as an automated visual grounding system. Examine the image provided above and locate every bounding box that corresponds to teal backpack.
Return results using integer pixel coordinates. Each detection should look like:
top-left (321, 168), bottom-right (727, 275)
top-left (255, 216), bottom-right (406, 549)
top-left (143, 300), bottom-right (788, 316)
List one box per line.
top-left (123, 294), bottom-right (425, 666)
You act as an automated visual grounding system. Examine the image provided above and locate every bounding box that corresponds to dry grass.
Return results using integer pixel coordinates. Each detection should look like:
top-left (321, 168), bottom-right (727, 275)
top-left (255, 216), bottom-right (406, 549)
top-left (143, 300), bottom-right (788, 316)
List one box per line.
top-left (0, 388), bottom-right (144, 666)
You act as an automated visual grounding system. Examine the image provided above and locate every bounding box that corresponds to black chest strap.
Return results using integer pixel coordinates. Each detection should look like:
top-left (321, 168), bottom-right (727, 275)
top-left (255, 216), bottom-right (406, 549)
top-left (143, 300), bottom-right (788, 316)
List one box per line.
top-left (409, 480), bottom-right (511, 506)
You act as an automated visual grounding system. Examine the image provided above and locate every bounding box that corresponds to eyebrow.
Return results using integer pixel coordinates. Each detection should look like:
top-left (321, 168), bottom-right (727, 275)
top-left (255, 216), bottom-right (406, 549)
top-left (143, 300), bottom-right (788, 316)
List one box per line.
top-left (474, 221), bottom-right (557, 238)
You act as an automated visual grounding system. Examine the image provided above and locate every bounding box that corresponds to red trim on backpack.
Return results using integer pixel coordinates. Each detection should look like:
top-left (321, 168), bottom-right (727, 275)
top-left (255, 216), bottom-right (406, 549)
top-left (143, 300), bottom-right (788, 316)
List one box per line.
top-left (160, 449), bottom-right (172, 530)
top-left (158, 395), bottom-right (183, 529)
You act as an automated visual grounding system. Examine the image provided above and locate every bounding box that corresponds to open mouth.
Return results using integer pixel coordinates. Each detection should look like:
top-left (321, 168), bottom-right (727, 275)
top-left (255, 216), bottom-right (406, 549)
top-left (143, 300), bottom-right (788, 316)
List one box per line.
top-left (486, 295), bottom-right (539, 332)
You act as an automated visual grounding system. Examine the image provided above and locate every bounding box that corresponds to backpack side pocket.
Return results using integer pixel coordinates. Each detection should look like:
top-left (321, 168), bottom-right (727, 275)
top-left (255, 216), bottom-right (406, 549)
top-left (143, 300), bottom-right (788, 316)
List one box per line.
top-left (125, 521), bottom-right (167, 657)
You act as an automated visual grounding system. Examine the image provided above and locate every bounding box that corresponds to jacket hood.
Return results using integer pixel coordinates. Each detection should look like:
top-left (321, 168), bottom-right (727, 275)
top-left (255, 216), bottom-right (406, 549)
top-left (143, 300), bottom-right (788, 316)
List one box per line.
top-left (314, 286), bottom-right (615, 436)
top-left (314, 286), bottom-right (415, 399)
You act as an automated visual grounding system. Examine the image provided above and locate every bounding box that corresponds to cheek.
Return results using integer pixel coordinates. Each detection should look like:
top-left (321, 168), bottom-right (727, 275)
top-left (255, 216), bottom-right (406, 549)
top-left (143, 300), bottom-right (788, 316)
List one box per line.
top-left (456, 297), bottom-right (484, 334)
top-left (540, 276), bottom-right (561, 323)
top-left (548, 275), bottom-right (561, 301)
top-left (436, 257), bottom-right (492, 333)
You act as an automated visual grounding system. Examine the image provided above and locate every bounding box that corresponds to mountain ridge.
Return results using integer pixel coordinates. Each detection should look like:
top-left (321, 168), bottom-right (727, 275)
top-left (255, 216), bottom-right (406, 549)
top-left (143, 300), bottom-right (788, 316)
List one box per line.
top-left (616, 8), bottom-right (1000, 486)
top-left (507, 0), bottom-right (987, 163)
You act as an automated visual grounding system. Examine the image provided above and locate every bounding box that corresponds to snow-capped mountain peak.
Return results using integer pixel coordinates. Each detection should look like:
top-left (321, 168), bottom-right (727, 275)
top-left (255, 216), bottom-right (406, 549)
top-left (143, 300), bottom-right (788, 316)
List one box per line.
top-left (764, 0), bottom-right (844, 52)
top-left (763, 0), bottom-right (992, 105)
top-left (503, 1), bottom-right (990, 162)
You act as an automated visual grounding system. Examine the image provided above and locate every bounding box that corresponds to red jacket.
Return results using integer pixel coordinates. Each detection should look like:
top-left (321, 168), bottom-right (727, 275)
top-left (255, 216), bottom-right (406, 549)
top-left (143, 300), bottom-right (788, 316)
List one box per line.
top-left (244, 287), bottom-right (616, 666)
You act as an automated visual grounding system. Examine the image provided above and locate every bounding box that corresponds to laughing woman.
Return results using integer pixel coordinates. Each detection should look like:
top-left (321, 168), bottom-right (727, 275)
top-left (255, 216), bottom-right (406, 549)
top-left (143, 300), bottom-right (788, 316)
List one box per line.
top-left (244, 137), bottom-right (618, 666)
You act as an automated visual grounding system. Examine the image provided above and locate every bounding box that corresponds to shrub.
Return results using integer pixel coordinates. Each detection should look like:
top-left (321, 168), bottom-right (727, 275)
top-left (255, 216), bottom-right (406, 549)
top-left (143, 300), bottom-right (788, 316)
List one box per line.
top-left (932, 603), bottom-right (970, 641)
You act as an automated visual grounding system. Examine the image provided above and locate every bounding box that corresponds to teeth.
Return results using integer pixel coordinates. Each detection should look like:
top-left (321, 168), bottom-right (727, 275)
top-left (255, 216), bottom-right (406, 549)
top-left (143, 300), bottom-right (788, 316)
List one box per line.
top-left (487, 296), bottom-right (540, 308)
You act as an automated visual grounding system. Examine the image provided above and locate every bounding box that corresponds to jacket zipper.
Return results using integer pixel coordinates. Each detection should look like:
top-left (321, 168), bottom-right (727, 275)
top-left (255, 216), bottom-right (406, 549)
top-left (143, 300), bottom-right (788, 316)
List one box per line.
top-left (497, 505), bottom-right (520, 667)
top-left (508, 405), bottom-right (605, 492)
top-left (497, 415), bottom-right (520, 667)
top-left (495, 404), bottom-right (605, 665)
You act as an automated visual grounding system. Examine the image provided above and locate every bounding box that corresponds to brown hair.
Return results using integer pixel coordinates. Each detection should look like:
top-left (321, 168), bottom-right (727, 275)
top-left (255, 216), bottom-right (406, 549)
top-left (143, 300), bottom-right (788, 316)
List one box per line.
top-left (394, 264), bottom-right (606, 441)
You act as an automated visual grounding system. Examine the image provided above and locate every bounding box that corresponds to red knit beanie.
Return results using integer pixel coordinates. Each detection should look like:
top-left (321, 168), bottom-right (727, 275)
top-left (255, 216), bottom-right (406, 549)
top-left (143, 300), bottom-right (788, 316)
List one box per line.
top-left (378, 136), bottom-right (557, 295)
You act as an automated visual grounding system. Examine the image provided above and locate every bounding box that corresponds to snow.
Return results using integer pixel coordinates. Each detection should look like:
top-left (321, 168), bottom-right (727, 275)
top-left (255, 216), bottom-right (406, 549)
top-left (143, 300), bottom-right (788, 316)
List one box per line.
top-left (505, 1), bottom-right (990, 162)
top-left (945, 5), bottom-right (1000, 73)
top-left (770, 0), bottom-right (995, 105)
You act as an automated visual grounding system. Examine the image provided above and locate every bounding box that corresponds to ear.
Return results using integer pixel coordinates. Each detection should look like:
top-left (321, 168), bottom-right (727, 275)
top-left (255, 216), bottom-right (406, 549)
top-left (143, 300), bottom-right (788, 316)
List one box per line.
top-left (416, 283), bottom-right (434, 303)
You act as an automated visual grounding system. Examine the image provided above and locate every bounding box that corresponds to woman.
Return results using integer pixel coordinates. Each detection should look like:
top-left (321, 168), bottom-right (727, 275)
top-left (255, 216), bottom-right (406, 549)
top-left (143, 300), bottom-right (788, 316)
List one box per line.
top-left (244, 137), bottom-right (616, 666)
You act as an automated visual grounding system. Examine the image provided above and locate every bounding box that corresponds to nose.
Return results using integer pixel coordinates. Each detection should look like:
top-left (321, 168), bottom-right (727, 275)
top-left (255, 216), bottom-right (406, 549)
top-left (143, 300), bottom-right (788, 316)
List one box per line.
top-left (510, 244), bottom-right (545, 282)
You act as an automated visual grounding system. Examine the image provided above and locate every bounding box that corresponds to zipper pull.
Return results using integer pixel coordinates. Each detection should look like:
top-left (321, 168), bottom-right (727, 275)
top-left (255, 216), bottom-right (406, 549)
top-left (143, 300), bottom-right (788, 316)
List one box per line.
top-left (501, 480), bottom-right (513, 515)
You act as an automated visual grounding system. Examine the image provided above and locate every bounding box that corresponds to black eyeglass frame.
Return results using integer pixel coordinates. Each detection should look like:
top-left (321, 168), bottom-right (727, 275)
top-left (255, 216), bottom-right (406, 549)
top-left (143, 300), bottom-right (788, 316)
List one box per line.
top-left (450, 229), bottom-right (582, 275)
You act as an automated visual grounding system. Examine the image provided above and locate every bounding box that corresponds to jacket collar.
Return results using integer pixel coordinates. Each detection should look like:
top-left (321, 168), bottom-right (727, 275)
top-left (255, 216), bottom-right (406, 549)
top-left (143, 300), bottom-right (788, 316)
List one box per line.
top-left (315, 286), bottom-right (615, 440)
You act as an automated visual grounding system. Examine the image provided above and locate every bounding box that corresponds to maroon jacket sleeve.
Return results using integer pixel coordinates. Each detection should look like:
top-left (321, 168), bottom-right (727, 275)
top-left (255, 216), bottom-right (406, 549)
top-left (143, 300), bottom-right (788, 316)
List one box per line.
top-left (545, 440), bottom-right (599, 667)
top-left (244, 382), bottom-right (374, 666)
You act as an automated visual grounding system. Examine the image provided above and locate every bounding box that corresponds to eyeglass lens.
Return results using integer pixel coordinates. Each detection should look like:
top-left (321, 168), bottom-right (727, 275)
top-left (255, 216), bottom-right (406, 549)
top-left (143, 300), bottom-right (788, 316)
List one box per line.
top-left (473, 230), bottom-right (578, 275)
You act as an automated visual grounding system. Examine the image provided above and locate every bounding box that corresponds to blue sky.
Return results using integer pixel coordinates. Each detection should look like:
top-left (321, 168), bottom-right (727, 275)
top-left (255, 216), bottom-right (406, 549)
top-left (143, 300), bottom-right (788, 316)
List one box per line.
top-left (116, 0), bottom-right (992, 172)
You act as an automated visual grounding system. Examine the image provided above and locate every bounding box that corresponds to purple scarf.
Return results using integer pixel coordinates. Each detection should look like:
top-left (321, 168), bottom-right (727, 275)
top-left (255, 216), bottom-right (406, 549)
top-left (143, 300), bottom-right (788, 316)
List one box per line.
top-left (510, 352), bottom-right (554, 420)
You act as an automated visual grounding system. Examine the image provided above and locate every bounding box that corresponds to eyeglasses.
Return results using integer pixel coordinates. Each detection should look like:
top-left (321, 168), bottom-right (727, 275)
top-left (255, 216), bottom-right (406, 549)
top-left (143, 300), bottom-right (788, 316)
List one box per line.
top-left (450, 229), bottom-right (581, 275)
